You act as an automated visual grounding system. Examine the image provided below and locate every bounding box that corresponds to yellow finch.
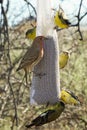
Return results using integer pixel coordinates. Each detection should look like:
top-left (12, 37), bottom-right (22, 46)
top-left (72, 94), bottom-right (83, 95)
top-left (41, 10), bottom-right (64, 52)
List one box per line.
top-left (26, 27), bottom-right (36, 40)
top-left (17, 36), bottom-right (46, 83)
top-left (25, 101), bottom-right (65, 128)
top-left (60, 89), bottom-right (80, 105)
top-left (59, 51), bottom-right (69, 69)
top-left (54, 6), bottom-right (71, 29)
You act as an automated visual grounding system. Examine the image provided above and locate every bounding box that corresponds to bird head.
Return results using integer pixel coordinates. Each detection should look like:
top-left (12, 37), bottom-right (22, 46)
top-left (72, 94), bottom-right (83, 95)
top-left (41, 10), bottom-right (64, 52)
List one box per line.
top-left (63, 51), bottom-right (69, 55)
top-left (34, 36), bottom-right (48, 42)
top-left (62, 51), bottom-right (70, 58)
top-left (25, 27), bottom-right (36, 40)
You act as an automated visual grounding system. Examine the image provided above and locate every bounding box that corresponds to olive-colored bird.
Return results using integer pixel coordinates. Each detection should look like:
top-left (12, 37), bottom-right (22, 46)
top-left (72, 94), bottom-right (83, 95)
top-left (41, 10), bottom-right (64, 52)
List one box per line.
top-left (26, 27), bottom-right (36, 40)
top-left (25, 101), bottom-right (65, 128)
top-left (60, 89), bottom-right (80, 105)
top-left (17, 36), bottom-right (46, 83)
top-left (54, 6), bottom-right (71, 29)
top-left (59, 51), bottom-right (69, 69)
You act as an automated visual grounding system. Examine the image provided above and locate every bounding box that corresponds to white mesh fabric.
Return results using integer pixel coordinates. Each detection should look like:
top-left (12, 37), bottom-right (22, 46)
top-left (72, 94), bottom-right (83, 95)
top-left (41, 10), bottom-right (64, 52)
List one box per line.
top-left (30, 0), bottom-right (60, 105)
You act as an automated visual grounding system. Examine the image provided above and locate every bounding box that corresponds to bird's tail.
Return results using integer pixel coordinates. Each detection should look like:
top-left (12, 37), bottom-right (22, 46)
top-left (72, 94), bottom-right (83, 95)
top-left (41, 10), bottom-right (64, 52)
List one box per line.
top-left (25, 123), bottom-right (34, 128)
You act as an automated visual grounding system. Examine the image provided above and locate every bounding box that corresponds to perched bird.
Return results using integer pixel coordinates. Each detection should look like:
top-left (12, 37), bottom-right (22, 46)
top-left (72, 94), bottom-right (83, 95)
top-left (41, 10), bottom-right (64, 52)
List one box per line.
top-left (17, 36), bottom-right (47, 83)
top-left (60, 89), bottom-right (80, 105)
top-left (59, 51), bottom-right (69, 69)
top-left (25, 101), bottom-right (65, 128)
top-left (26, 27), bottom-right (36, 40)
top-left (54, 6), bottom-right (71, 29)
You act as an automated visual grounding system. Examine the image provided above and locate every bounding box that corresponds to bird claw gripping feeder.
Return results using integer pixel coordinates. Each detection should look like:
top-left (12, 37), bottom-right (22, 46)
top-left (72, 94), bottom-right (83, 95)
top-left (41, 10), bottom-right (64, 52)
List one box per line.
top-left (30, 0), bottom-right (60, 105)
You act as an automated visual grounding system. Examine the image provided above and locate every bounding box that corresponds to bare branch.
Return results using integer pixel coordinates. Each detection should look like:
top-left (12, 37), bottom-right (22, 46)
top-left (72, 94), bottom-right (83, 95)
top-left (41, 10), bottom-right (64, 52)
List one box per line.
top-left (70, 0), bottom-right (86, 40)
top-left (1, 3), bottom-right (18, 128)
top-left (78, 0), bottom-right (83, 18)
top-left (24, 0), bottom-right (37, 17)
top-left (80, 12), bottom-right (87, 21)
top-left (5, 0), bottom-right (9, 14)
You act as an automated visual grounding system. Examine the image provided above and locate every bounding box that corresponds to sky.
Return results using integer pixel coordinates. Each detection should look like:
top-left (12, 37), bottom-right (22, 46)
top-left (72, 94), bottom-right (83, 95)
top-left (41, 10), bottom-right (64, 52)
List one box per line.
top-left (2, 0), bottom-right (87, 26)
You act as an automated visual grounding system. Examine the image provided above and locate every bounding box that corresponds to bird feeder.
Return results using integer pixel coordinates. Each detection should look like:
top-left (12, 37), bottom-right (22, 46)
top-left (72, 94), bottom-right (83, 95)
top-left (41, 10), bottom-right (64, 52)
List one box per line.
top-left (30, 0), bottom-right (60, 105)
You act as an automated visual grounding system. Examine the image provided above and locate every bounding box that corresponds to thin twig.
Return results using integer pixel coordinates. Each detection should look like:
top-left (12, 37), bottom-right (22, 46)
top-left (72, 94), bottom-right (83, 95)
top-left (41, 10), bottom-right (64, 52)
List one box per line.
top-left (24, 0), bottom-right (37, 17)
top-left (1, 3), bottom-right (18, 128)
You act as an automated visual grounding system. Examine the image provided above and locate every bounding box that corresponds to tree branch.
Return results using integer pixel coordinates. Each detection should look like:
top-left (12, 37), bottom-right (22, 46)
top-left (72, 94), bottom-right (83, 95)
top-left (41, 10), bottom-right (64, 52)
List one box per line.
top-left (24, 0), bottom-right (37, 17)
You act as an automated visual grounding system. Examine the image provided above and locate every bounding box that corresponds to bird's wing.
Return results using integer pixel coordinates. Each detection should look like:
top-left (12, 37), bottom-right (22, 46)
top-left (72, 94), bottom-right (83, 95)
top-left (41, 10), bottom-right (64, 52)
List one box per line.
top-left (25, 110), bottom-right (55, 128)
top-left (32, 110), bottom-right (55, 126)
top-left (66, 90), bottom-right (79, 101)
top-left (19, 45), bottom-right (40, 68)
top-left (58, 14), bottom-right (71, 25)
top-left (63, 19), bottom-right (71, 25)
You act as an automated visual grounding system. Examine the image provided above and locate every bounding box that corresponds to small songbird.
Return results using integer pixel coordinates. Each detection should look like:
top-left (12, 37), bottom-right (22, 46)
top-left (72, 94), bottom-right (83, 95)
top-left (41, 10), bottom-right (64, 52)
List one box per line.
top-left (25, 101), bottom-right (65, 128)
top-left (54, 5), bottom-right (71, 29)
top-left (26, 27), bottom-right (36, 40)
top-left (17, 36), bottom-right (47, 83)
top-left (60, 89), bottom-right (80, 105)
top-left (59, 51), bottom-right (69, 69)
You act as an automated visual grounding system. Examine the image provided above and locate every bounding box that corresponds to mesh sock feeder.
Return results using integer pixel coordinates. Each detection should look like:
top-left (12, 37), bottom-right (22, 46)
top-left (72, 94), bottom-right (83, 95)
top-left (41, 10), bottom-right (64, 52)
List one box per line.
top-left (30, 0), bottom-right (60, 105)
